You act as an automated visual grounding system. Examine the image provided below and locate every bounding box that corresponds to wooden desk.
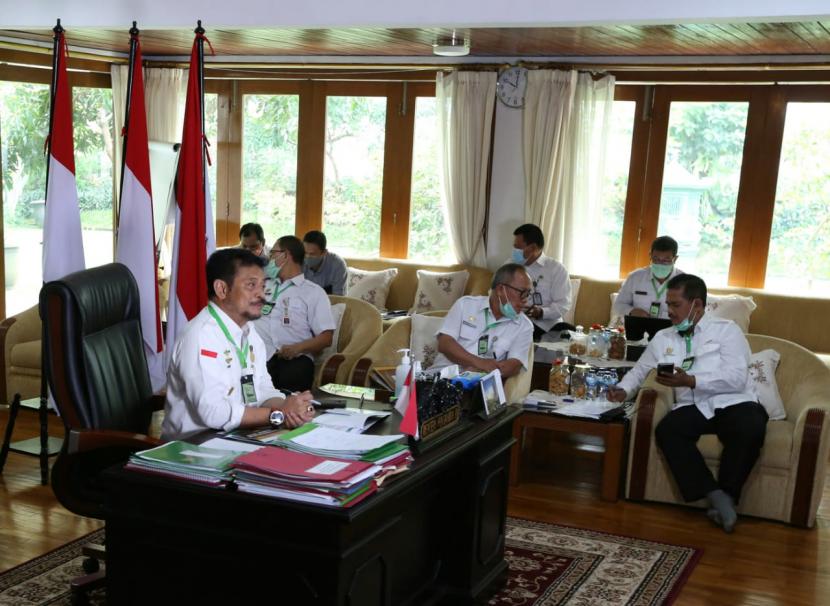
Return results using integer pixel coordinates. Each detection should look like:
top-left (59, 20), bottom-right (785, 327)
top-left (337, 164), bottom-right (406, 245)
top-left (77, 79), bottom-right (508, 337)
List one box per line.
top-left (102, 407), bottom-right (521, 605)
top-left (510, 409), bottom-right (627, 502)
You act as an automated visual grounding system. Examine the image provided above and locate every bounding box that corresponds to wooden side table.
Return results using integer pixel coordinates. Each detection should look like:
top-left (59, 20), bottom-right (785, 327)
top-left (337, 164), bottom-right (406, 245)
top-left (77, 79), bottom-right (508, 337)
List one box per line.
top-left (0, 394), bottom-right (63, 485)
top-left (510, 409), bottom-right (627, 502)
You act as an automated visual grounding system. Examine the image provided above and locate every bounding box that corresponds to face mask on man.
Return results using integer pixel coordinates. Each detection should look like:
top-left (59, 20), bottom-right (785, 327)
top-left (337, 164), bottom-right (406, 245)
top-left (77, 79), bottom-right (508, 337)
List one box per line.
top-left (264, 260), bottom-right (279, 280)
top-left (499, 288), bottom-right (519, 320)
top-left (511, 248), bottom-right (525, 264)
top-left (651, 262), bottom-right (673, 280)
top-left (305, 255), bottom-right (323, 270)
top-left (674, 301), bottom-right (699, 333)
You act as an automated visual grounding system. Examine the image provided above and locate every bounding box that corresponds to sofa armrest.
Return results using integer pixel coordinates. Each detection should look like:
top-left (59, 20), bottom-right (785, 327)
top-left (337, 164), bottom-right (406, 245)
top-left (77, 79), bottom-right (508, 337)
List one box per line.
top-left (788, 405), bottom-right (830, 526)
top-left (318, 354), bottom-right (345, 386)
top-left (1, 305), bottom-right (42, 404)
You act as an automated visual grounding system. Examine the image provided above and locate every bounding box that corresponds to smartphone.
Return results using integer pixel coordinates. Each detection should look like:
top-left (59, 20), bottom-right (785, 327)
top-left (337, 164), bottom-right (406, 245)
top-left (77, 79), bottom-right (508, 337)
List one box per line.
top-left (657, 363), bottom-right (675, 377)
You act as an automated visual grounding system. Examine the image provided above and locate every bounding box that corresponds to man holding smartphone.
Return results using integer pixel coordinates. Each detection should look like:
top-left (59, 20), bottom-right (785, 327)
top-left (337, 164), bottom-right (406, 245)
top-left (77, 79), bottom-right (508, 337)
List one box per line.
top-left (607, 274), bottom-right (766, 534)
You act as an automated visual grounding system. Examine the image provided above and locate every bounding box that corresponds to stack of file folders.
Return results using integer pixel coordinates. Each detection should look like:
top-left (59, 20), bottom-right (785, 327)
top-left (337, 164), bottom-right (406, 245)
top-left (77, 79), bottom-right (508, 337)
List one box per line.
top-left (275, 424), bottom-right (412, 468)
top-left (125, 441), bottom-right (240, 487)
top-left (232, 447), bottom-right (380, 507)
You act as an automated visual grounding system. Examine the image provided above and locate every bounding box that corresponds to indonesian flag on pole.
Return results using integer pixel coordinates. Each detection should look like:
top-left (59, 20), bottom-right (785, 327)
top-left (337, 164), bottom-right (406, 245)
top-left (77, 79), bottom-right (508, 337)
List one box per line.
top-left (164, 29), bottom-right (215, 367)
top-left (116, 30), bottom-right (165, 391)
top-left (394, 368), bottom-right (419, 439)
top-left (43, 29), bottom-right (85, 282)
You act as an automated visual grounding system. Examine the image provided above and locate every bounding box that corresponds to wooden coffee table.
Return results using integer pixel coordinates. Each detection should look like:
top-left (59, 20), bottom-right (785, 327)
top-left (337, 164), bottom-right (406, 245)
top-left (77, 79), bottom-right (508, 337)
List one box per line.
top-left (510, 409), bottom-right (627, 502)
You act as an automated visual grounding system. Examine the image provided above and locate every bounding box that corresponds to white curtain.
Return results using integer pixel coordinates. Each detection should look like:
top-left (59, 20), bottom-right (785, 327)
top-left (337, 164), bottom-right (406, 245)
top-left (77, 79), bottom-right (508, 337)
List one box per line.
top-left (110, 65), bottom-right (186, 206)
top-left (522, 70), bottom-right (615, 274)
top-left (436, 71), bottom-right (497, 267)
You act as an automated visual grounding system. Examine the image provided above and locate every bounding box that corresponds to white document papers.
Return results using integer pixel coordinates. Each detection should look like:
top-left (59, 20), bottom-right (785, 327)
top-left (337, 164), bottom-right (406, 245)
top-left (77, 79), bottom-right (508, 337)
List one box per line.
top-left (200, 437), bottom-right (264, 453)
top-left (291, 426), bottom-right (403, 454)
top-left (554, 400), bottom-right (619, 419)
top-left (312, 409), bottom-right (392, 433)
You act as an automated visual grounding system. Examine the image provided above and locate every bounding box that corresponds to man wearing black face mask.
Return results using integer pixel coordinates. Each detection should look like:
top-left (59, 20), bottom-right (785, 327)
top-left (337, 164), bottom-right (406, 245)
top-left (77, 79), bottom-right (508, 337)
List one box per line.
top-left (608, 274), bottom-right (767, 534)
top-left (302, 230), bottom-right (347, 295)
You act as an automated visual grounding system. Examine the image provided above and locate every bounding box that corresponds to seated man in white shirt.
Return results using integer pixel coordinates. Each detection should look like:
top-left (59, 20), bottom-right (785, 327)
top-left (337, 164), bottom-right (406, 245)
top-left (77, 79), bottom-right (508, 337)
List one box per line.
top-left (608, 274), bottom-right (767, 533)
top-left (613, 235), bottom-right (683, 320)
top-left (432, 263), bottom-right (534, 379)
top-left (511, 223), bottom-right (572, 341)
top-left (162, 248), bottom-right (314, 441)
top-left (254, 235), bottom-right (335, 392)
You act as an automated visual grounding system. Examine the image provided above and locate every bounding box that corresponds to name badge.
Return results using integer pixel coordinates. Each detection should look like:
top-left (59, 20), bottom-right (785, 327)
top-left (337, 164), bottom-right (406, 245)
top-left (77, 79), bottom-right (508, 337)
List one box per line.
top-left (477, 335), bottom-right (489, 356)
top-left (649, 301), bottom-right (660, 317)
top-left (462, 319), bottom-right (476, 328)
top-left (241, 373), bottom-right (257, 404)
top-left (532, 292), bottom-right (543, 306)
top-left (680, 356), bottom-right (695, 371)
top-left (635, 290), bottom-right (648, 295)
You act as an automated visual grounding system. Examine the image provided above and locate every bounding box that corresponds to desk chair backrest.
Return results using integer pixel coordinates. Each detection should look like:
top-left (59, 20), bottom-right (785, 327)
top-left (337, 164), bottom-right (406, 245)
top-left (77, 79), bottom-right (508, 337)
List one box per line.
top-left (40, 263), bottom-right (153, 434)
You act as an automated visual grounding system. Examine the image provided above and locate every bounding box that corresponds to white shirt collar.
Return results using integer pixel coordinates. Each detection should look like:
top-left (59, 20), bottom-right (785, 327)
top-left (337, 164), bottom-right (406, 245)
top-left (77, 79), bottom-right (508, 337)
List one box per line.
top-left (208, 302), bottom-right (246, 340)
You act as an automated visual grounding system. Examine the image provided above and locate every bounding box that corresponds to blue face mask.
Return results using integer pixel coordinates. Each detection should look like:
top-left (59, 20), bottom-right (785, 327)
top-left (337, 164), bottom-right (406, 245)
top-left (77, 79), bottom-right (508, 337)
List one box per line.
top-left (305, 255), bottom-right (323, 270)
top-left (499, 292), bottom-right (519, 320)
top-left (674, 302), bottom-right (698, 332)
top-left (264, 260), bottom-right (279, 280)
top-left (651, 262), bottom-right (673, 280)
top-left (511, 247), bottom-right (525, 264)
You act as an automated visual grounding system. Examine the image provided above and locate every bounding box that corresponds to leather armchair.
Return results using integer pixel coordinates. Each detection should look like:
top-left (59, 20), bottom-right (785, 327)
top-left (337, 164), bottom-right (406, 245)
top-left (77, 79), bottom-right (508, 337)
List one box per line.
top-left (625, 334), bottom-right (830, 528)
top-left (315, 295), bottom-right (383, 387)
top-left (0, 304), bottom-right (42, 405)
top-left (40, 263), bottom-right (163, 599)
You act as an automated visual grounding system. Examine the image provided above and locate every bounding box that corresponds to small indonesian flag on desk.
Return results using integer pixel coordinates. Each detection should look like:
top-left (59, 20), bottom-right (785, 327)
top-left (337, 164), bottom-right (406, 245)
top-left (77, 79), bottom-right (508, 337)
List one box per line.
top-left (394, 368), bottom-right (419, 439)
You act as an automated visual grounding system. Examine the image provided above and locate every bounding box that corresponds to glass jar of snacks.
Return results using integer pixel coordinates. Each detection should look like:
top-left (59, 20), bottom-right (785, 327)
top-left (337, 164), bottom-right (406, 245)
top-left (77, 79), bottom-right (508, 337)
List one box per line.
top-left (570, 365), bottom-right (588, 399)
top-left (587, 325), bottom-right (608, 358)
top-left (548, 359), bottom-right (569, 395)
top-left (568, 325), bottom-right (588, 356)
top-left (608, 329), bottom-right (626, 360)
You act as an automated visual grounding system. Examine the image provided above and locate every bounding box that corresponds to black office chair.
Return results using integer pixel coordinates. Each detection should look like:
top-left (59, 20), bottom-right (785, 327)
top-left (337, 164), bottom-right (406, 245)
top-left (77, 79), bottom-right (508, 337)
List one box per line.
top-left (40, 263), bottom-right (163, 605)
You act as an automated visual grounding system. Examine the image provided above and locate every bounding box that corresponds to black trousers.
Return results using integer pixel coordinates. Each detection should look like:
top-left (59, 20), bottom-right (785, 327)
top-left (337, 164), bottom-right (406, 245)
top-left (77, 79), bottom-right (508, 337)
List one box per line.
top-left (654, 401), bottom-right (768, 503)
top-left (266, 355), bottom-right (315, 392)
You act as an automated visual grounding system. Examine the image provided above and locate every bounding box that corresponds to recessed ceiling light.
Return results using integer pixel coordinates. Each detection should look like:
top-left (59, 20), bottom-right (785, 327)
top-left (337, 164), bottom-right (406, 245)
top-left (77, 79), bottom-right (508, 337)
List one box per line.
top-left (433, 32), bottom-right (470, 57)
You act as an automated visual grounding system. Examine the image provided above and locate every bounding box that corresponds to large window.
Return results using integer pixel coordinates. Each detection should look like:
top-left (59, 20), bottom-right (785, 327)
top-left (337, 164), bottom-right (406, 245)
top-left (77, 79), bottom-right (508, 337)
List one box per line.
top-left (408, 96), bottom-right (454, 263)
top-left (596, 99), bottom-right (635, 279)
top-left (322, 96), bottom-right (386, 258)
top-left (241, 94), bottom-right (299, 246)
top-left (765, 102), bottom-right (830, 295)
top-left (656, 101), bottom-right (748, 286)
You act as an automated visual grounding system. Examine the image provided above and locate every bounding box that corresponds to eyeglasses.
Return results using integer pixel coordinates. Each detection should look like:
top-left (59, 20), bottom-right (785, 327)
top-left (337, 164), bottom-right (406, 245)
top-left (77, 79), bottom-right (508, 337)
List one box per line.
top-left (500, 283), bottom-right (531, 300)
top-left (651, 255), bottom-right (676, 265)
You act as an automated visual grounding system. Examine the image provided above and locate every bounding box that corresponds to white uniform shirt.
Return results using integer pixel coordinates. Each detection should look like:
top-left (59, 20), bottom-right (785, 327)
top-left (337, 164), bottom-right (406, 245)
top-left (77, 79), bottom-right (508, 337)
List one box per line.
top-left (431, 295), bottom-right (534, 370)
top-left (613, 266), bottom-right (684, 320)
top-left (518, 254), bottom-right (571, 331)
top-left (252, 273), bottom-right (335, 361)
top-left (616, 314), bottom-right (758, 419)
top-left (162, 303), bottom-right (283, 441)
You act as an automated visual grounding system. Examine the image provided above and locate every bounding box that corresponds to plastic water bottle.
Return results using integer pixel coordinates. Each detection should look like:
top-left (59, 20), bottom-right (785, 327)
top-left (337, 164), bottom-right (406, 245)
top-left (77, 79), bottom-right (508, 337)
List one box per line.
top-left (395, 348), bottom-right (412, 398)
top-left (585, 373), bottom-right (599, 400)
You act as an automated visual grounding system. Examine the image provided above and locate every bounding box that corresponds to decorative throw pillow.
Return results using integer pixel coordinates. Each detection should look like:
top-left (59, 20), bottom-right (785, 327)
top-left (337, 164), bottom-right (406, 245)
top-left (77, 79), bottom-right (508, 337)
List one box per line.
top-left (410, 269), bottom-right (469, 313)
top-left (409, 314), bottom-right (445, 369)
top-left (562, 278), bottom-right (581, 325)
top-left (317, 303), bottom-right (346, 364)
top-left (345, 267), bottom-right (398, 311)
top-left (705, 294), bottom-right (756, 333)
top-left (748, 348), bottom-right (786, 421)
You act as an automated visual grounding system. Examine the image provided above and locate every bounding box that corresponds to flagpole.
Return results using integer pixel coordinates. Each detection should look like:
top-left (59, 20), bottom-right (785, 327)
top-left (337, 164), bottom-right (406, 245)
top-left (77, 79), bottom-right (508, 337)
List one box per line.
top-left (117, 21), bottom-right (140, 233)
top-left (194, 20), bottom-right (206, 224)
top-left (43, 19), bottom-right (63, 205)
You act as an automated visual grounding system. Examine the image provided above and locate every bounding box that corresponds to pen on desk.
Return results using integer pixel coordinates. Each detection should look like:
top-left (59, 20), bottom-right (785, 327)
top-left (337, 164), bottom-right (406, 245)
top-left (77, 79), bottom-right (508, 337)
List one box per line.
top-left (359, 393), bottom-right (365, 409)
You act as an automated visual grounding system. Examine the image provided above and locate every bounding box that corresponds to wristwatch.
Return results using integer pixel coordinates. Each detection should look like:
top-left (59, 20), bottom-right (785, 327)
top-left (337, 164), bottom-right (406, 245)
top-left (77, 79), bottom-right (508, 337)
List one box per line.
top-left (269, 410), bottom-right (285, 428)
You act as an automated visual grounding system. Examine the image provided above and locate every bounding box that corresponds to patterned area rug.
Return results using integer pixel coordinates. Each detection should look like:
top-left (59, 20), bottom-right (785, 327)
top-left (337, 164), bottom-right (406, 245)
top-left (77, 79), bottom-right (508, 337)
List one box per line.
top-left (490, 518), bottom-right (701, 605)
top-left (0, 519), bottom-right (700, 605)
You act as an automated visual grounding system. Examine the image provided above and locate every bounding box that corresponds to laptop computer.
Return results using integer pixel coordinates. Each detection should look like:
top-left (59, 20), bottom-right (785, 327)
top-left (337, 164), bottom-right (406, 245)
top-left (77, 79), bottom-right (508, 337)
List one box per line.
top-left (624, 315), bottom-right (672, 341)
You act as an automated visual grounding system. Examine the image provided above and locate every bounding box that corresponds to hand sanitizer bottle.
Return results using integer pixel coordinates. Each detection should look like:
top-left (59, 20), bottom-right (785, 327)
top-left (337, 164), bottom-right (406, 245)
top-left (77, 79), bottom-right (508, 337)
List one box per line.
top-left (395, 349), bottom-right (412, 398)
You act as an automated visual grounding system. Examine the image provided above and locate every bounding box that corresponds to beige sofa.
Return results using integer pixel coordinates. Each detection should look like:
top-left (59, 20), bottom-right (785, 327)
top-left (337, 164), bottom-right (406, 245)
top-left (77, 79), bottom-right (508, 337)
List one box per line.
top-left (571, 275), bottom-right (830, 365)
top-left (0, 305), bottom-right (41, 405)
top-left (625, 334), bottom-right (830, 527)
top-left (344, 257), bottom-right (493, 313)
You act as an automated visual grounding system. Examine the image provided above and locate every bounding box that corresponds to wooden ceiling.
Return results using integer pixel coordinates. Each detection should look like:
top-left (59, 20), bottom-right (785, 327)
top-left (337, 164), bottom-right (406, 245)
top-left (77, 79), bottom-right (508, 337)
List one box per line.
top-left (2, 21), bottom-right (830, 59)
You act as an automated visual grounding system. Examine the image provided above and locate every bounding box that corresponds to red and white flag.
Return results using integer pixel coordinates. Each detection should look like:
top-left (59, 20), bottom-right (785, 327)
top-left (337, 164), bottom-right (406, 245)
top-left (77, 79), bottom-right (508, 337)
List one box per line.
top-left (43, 26), bottom-right (85, 282)
top-left (395, 369), bottom-right (419, 439)
top-left (164, 28), bottom-right (215, 366)
top-left (116, 28), bottom-right (165, 390)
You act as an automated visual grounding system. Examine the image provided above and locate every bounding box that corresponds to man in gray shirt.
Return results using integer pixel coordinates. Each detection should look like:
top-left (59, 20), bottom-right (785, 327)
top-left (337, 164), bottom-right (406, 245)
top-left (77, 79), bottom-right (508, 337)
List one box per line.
top-left (302, 230), bottom-right (348, 296)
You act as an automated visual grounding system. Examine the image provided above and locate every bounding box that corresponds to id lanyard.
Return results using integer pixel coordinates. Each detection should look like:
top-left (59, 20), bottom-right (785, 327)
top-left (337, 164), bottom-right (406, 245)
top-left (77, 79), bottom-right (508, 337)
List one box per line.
top-left (681, 332), bottom-right (695, 371)
top-left (262, 280), bottom-right (295, 316)
top-left (479, 309), bottom-right (501, 356)
top-left (650, 278), bottom-right (668, 317)
top-left (208, 305), bottom-right (258, 404)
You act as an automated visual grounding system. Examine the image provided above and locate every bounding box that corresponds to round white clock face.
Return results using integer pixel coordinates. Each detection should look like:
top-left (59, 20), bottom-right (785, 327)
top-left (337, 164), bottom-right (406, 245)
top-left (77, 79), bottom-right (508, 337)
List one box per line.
top-left (496, 66), bottom-right (528, 108)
